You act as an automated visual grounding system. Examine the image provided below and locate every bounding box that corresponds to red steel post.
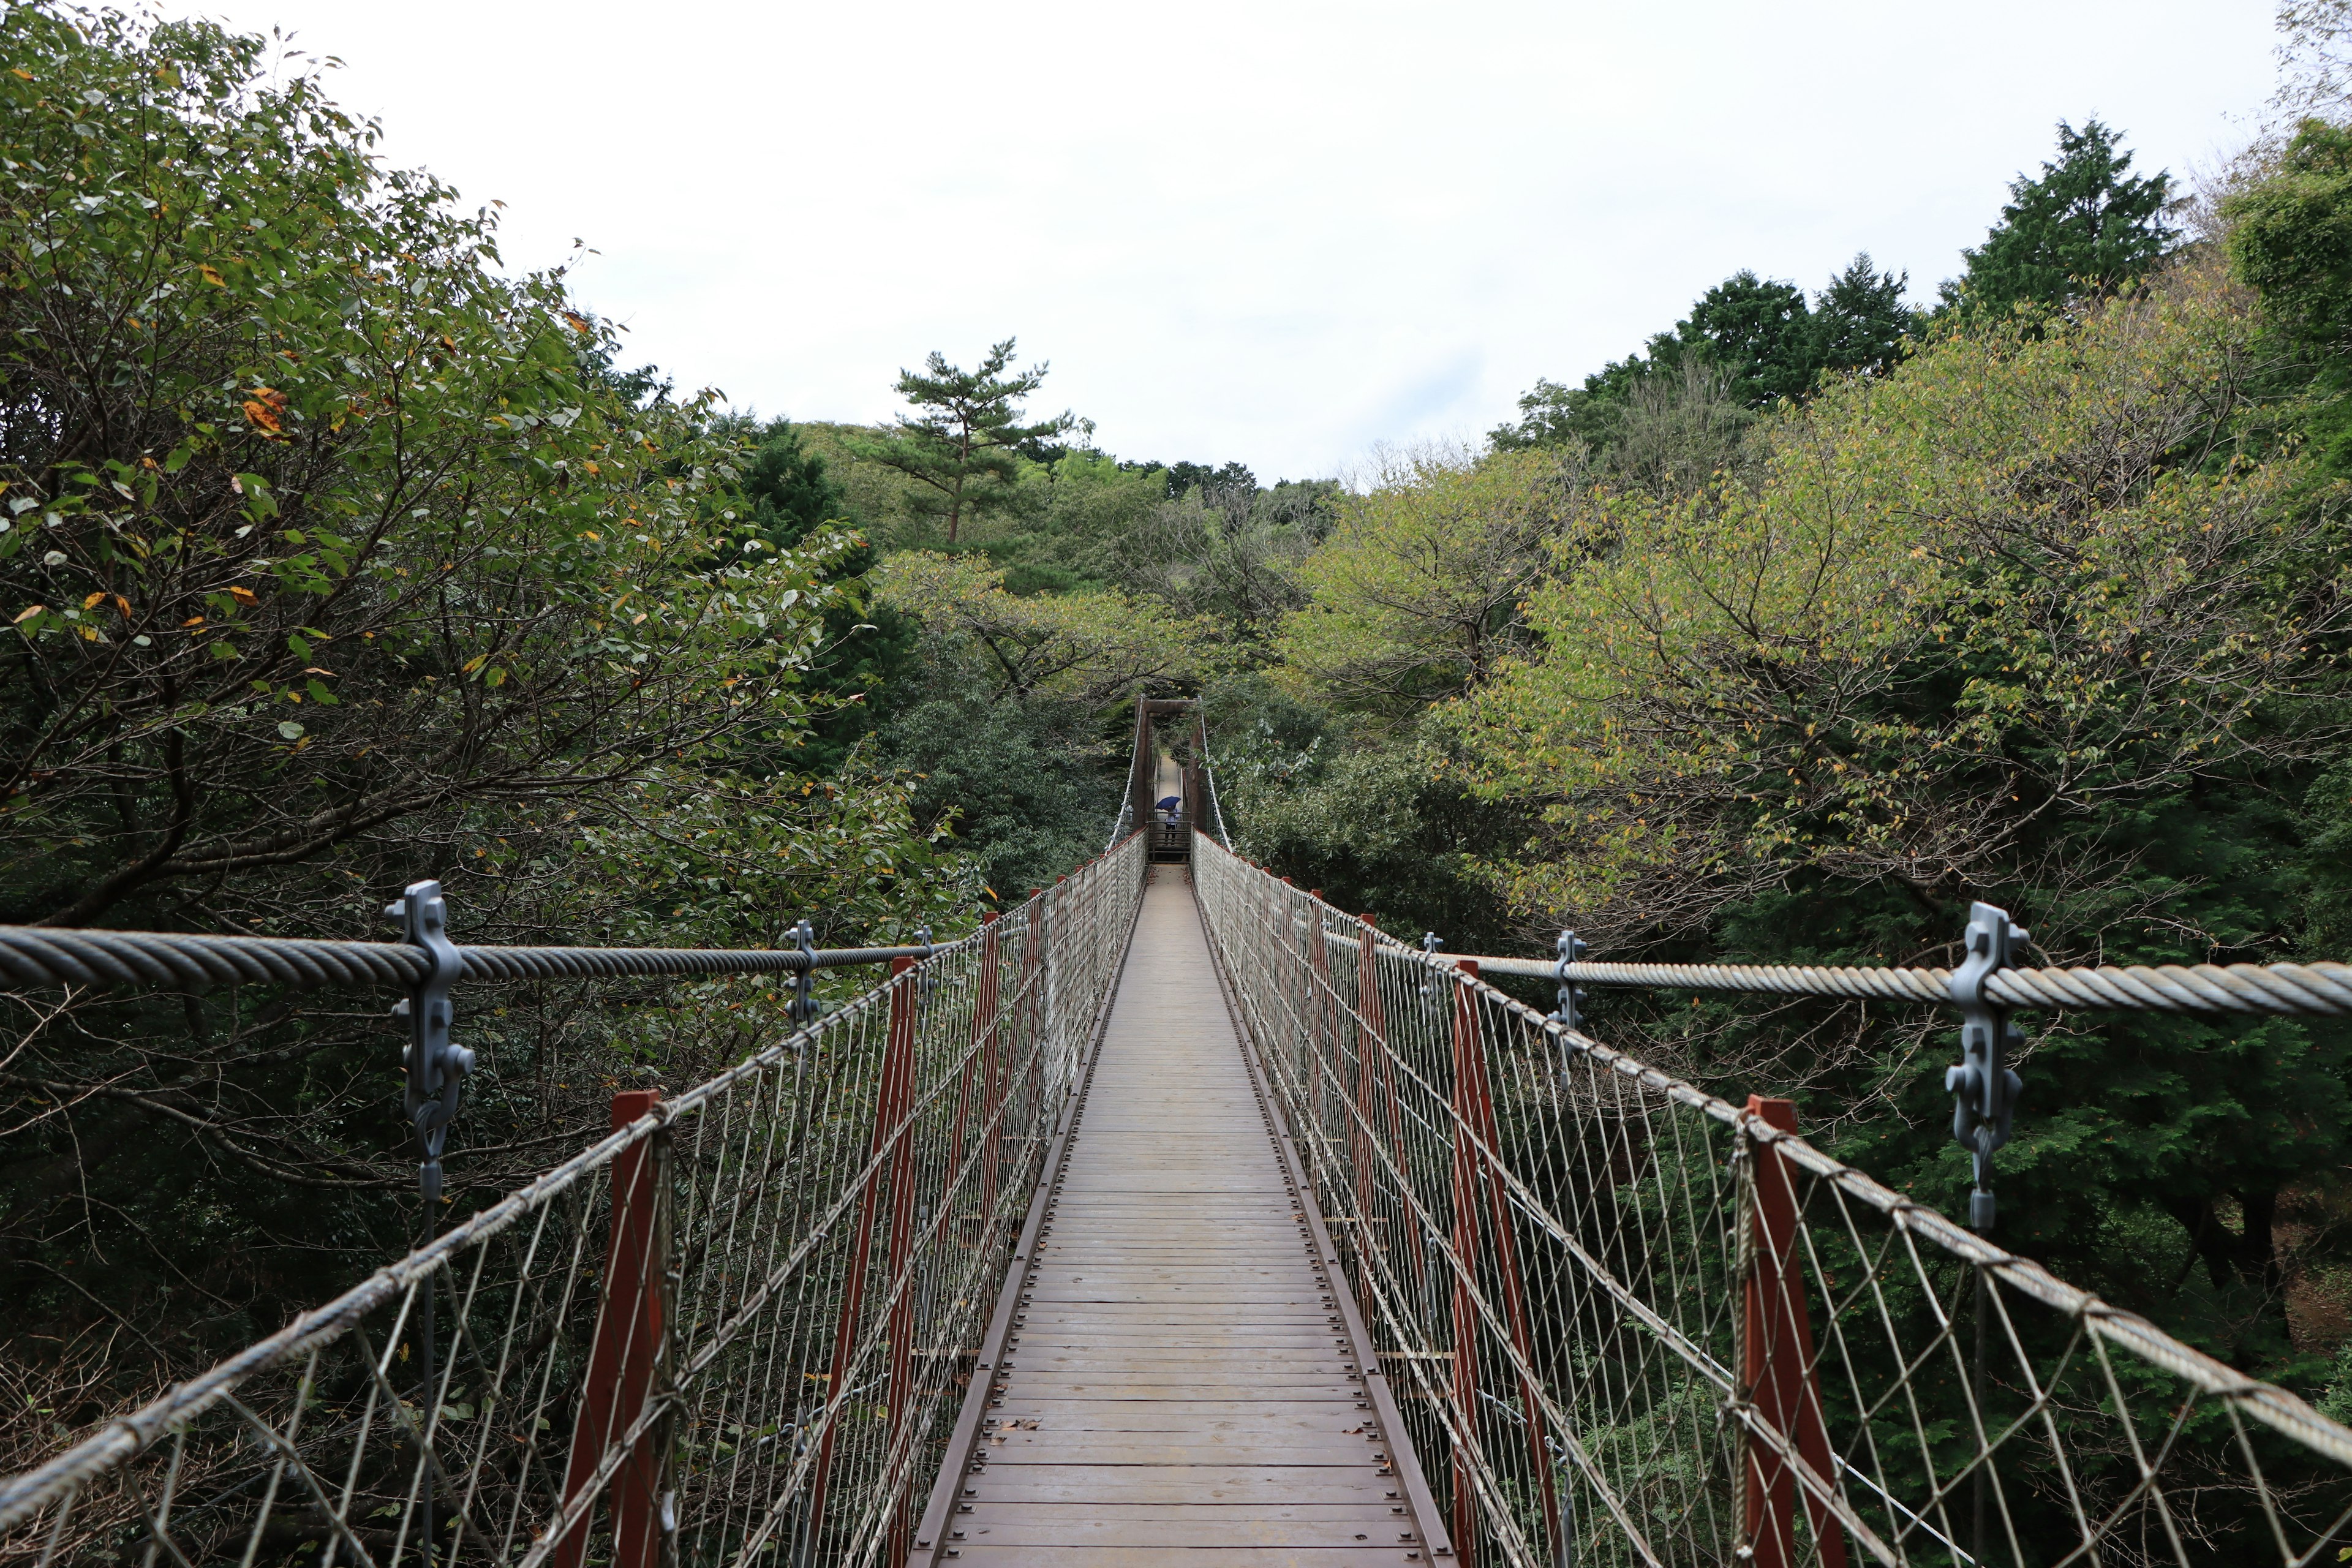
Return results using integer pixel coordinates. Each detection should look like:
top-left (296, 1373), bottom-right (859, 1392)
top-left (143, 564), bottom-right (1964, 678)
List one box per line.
top-left (805, 962), bottom-right (921, 1549)
top-left (1446, 966), bottom-right (1483, 1564)
top-left (879, 960), bottom-right (925, 1560)
top-left (1306, 893), bottom-right (1336, 1139)
top-left (553, 1091), bottom-right (666, 1568)
top-left (1452, 961), bottom-right (1560, 1548)
top-left (974, 916), bottom-right (1006, 1221)
top-left (1349, 921), bottom-right (1381, 1248)
top-left (1742, 1095), bottom-right (1850, 1568)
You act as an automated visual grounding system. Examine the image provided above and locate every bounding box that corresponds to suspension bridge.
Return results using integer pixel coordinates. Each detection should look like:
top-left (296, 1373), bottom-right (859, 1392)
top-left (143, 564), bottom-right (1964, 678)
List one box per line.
top-left (8, 702), bottom-right (2352, 1566)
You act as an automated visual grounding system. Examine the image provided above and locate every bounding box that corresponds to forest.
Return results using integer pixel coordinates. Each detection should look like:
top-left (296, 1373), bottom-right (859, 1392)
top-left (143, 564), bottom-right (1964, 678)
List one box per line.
top-left (12, 0), bottom-right (2352, 1498)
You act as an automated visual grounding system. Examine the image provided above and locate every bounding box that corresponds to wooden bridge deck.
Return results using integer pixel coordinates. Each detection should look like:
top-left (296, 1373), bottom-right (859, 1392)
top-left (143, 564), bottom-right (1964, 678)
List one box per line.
top-left (928, 866), bottom-right (1443, 1565)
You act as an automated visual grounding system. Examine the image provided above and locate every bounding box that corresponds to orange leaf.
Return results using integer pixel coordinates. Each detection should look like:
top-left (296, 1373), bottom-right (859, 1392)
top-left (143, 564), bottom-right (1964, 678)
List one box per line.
top-left (226, 586), bottom-right (257, 605)
top-left (560, 311), bottom-right (592, 335)
top-left (241, 386), bottom-right (286, 436)
top-left (198, 264), bottom-right (225, 287)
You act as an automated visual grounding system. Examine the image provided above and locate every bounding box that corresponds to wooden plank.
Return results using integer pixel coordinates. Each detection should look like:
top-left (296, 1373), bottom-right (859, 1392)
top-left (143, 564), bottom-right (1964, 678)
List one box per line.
top-left (943, 1550), bottom-right (1420, 1566)
top-left (919, 870), bottom-right (1441, 1561)
top-left (955, 1516), bottom-right (1419, 1547)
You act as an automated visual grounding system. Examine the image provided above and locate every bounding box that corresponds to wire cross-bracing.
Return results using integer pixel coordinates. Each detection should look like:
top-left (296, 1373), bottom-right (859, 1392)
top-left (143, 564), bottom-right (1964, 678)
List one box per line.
top-left (12, 706), bottom-right (2352, 1567)
top-left (1194, 836), bottom-right (2352, 1567)
top-left (0, 834), bottom-right (1146, 1568)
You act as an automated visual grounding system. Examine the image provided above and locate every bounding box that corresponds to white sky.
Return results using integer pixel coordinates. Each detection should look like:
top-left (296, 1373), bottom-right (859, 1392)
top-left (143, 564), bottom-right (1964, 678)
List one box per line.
top-left (189, 0), bottom-right (2279, 481)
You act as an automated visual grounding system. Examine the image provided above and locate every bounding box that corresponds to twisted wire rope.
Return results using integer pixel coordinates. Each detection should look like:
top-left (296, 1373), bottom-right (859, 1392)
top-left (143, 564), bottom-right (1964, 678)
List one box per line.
top-left (1197, 836), bottom-right (2352, 1566)
top-left (0, 842), bottom-right (1147, 1551)
top-left (1385, 943), bottom-right (2352, 1017)
top-left (0, 925), bottom-right (951, 995)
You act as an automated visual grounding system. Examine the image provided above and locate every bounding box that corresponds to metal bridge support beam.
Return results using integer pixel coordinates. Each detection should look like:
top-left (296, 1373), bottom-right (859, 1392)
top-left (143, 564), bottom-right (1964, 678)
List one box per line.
top-left (880, 958), bottom-right (925, 1563)
top-left (553, 1090), bottom-right (669, 1568)
top-left (809, 960), bottom-right (922, 1553)
top-left (963, 914), bottom-right (1006, 1225)
top-left (1445, 960), bottom-right (1558, 1566)
top-left (1741, 1095), bottom-right (1849, 1568)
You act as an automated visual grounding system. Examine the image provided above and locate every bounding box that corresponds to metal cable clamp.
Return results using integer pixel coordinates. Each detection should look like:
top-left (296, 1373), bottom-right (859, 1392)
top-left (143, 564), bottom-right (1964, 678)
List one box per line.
top-left (388, 880), bottom-right (472, 1205)
top-left (1946, 901), bottom-right (2027, 1232)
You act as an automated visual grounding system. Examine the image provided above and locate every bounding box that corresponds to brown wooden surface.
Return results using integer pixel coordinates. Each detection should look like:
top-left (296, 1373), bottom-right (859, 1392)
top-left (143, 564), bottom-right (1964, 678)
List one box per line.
top-left (946, 870), bottom-right (1435, 1564)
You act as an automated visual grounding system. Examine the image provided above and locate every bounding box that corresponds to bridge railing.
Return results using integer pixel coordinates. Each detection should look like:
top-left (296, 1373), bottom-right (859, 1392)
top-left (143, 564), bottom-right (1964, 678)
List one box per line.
top-left (0, 831), bottom-right (1147, 1568)
top-left (1193, 832), bottom-right (2352, 1568)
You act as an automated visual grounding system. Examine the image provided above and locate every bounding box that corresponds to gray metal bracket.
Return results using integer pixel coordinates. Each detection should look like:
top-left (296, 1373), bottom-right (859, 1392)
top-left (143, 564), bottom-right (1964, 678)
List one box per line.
top-left (788, 918), bottom-right (820, 1026)
top-left (1550, 929), bottom-right (1588, 1035)
top-left (388, 879), bottom-right (470, 1204)
top-left (1945, 900), bottom-right (2027, 1232)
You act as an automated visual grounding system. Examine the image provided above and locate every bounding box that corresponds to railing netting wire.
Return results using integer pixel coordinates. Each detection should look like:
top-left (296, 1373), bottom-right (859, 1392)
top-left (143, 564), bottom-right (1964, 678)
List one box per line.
top-left (1193, 832), bottom-right (2352, 1568)
top-left (0, 832), bottom-right (1147, 1568)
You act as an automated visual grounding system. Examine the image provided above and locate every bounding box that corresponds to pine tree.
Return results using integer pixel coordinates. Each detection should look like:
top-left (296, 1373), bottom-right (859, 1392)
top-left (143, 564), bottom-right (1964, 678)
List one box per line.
top-left (1812, 253), bottom-right (1919, 378)
top-left (1945, 119), bottom-right (2174, 315)
top-left (742, 420), bottom-right (848, 549)
top-left (849, 339), bottom-right (1076, 545)
top-left (1680, 271), bottom-right (1815, 405)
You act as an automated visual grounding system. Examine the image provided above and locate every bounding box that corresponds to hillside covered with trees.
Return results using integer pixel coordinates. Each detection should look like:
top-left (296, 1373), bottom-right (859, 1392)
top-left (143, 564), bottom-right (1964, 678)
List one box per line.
top-left (17, 0), bottom-right (2352, 1492)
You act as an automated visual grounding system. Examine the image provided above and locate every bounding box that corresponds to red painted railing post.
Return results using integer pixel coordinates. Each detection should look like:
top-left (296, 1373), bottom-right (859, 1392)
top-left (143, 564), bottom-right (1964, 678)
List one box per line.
top-left (806, 960), bottom-right (921, 1550)
top-left (880, 960), bottom-right (924, 1561)
top-left (552, 1091), bottom-right (666, 1568)
top-left (973, 916), bottom-right (1006, 1222)
top-left (1446, 962), bottom-right (1559, 1561)
top-left (1742, 1095), bottom-right (1849, 1568)
top-left (1349, 921), bottom-right (1381, 1246)
top-left (1306, 894), bottom-right (1336, 1129)
top-left (1446, 966), bottom-right (1483, 1563)
top-left (1356, 922), bottom-right (1425, 1302)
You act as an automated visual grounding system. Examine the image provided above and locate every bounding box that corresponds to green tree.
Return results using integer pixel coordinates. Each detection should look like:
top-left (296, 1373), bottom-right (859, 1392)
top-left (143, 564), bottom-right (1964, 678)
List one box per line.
top-left (0, 2), bottom-right (958, 1427)
top-left (876, 551), bottom-right (1219, 705)
top-left (1681, 270), bottom-right (1816, 405)
top-left (717, 418), bottom-right (921, 769)
top-left (1943, 118), bottom-right (2174, 315)
top-left (1278, 447), bottom-right (1577, 723)
top-left (1491, 255), bottom-right (1918, 461)
top-left (739, 417), bottom-right (850, 547)
top-left (1451, 264), bottom-right (2352, 1369)
top-left (848, 338), bottom-right (1076, 545)
top-left (1811, 252), bottom-right (1919, 377)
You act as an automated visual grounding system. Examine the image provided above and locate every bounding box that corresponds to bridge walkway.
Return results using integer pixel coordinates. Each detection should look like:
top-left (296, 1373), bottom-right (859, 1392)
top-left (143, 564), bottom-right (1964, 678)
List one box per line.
top-left (928, 866), bottom-right (1441, 1564)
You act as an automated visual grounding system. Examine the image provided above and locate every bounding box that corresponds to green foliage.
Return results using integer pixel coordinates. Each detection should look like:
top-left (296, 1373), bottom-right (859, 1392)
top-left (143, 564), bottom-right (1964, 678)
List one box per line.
top-left (736, 418), bottom-right (851, 549)
top-left (1491, 254), bottom-right (1921, 466)
top-left (1278, 447), bottom-right (1576, 722)
top-left (876, 550), bottom-right (1221, 706)
top-left (1210, 678), bottom-right (1520, 951)
top-left (1943, 118), bottom-right (2174, 316)
top-left (1450, 262), bottom-right (2352, 1368)
top-left (2222, 118), bottom-right (2352, 481)
top-left (846, 339), bottom-right (1077, 545)
top-left (713, 418), bottom-right (919, 769)
top-left (879, 693), bottom-right (1118, 902)
top-left (0, 2), bottom-right (957, 1406)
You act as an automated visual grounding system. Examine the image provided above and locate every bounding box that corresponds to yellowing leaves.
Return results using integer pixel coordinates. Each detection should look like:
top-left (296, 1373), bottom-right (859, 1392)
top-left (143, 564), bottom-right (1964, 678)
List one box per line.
top-left (241, 386), bottom-right (288, 437)
top-left (877, 551), bottom-right (1223, 706)
top-left (197, 263), bottom-right (224, 287)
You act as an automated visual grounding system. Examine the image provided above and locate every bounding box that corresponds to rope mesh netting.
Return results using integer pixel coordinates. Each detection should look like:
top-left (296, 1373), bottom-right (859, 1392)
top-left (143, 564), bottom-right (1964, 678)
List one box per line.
top-left (0, 834), bottom-right (1147, 1568)
top-left (1194, 835), bottom-right (2352, 1568)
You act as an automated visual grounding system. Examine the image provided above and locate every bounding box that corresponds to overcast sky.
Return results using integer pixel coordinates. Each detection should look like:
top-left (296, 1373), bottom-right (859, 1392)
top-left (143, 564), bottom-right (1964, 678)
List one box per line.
top-left (189, 1), bottom-right (2279, 481)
